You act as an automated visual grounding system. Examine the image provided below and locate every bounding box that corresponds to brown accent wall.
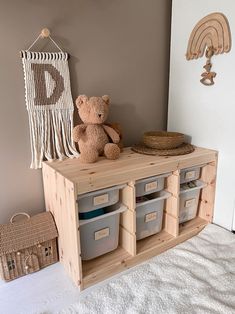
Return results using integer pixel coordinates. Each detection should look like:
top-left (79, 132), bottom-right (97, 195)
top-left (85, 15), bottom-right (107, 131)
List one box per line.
top-left (0, 0), bottom-right (172, 223)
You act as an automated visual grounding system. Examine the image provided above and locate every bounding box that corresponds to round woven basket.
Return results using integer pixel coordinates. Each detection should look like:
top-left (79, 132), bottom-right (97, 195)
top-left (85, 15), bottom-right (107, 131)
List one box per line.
top-left (143, 131), bottom-right (185, 149)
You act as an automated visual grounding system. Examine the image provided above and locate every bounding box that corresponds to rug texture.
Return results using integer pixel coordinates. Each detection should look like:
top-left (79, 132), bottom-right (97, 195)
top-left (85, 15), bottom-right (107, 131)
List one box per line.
top-left (60, 224), bottom-right (235, 314)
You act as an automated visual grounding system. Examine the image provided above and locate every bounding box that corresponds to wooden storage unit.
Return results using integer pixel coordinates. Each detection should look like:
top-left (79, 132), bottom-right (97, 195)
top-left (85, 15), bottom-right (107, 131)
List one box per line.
top-left (42, 146), bottom-right (217, 290)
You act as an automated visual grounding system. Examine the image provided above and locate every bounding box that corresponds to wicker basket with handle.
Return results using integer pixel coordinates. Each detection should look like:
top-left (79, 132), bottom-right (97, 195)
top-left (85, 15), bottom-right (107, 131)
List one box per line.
top-left (0, 211), bottom-right (58, 281)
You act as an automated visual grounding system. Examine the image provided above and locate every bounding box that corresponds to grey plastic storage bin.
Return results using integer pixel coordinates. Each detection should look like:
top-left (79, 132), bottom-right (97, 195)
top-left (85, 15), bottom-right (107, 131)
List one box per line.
top-left (180, 166), bottom-right (204, 184)
top-left (79, 204), bottom-right (127, 260)
top-left (179, 180), bottom-right (206, 223)
top-left (136, 190), bottom-right (171, 240)
top-left (136, 173), bottom-right (170, 197)
top-left (77, 184), bottom-right (126, 213)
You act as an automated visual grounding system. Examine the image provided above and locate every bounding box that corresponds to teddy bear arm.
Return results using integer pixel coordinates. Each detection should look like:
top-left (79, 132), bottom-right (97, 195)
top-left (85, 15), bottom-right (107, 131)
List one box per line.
top-left (103, 125), bottom-right (120, 144)
top-left (73, 124), bottom-right (87, 142)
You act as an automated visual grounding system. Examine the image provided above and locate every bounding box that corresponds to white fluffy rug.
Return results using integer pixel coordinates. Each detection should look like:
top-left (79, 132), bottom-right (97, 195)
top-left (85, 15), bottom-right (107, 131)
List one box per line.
top-left (60, 224), bottom-right (235, 314)
top-left (1, 224), bottom-right (234, 314)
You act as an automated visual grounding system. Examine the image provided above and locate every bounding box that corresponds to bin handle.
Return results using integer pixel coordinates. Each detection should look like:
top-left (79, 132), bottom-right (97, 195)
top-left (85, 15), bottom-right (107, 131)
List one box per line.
top-left (77, 184), bottom-right (127, 200)
top-left (79, 204), bottom-right (127, 226)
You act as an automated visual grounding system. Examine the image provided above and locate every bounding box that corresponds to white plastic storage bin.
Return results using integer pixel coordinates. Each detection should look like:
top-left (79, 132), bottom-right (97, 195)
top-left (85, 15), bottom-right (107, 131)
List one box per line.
top-left (179, 180), bottom-right (206, 223)
top-left (136, 173), bottom-right (170, 197)
top-left (136, 190), bottom-right (171, 240)
top-left (77, 184), bottom-right (126, 213)
top-left (180, 166), bottom-right (204, 184)
top-left (79, 204), bottom-right (127, 260)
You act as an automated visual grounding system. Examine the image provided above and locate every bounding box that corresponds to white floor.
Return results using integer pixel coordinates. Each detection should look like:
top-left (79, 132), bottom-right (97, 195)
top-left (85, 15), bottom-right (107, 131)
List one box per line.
top-left (0, 263), bottom-right (80, 314)
top-left (1, 224), bottom-right (235, 314)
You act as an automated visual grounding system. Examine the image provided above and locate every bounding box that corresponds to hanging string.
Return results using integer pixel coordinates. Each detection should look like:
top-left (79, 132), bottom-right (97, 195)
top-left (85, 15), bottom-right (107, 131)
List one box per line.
top-left (48, 36), bottom-right (63, 52)
top-left (26, 29), bottom-right (63, 52)
top-left (27, 34), bottom-right (41, 51)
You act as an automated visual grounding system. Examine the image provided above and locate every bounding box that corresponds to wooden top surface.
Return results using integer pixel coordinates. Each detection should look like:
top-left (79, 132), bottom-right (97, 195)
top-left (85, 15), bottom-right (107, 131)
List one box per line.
top-left (43, 147), bottom-right (217, 194)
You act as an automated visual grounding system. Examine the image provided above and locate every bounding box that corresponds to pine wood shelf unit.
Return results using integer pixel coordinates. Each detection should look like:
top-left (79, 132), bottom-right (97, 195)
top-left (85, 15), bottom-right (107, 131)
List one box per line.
top-left (42, 146), bottom-right (217, 290)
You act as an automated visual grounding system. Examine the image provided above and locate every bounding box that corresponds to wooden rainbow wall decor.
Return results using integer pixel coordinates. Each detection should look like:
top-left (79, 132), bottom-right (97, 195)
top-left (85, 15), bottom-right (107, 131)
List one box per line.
top-left (186, 12), bottom-right (232, 86)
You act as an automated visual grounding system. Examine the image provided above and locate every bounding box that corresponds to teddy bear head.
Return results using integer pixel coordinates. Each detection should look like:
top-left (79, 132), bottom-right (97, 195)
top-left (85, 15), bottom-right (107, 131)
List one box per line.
top-left (75, 95), bottom-right (110, 124)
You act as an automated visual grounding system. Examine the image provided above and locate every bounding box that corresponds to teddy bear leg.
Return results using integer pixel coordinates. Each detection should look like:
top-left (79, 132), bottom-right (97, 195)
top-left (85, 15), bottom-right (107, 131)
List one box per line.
top-left (80, 147), bottom-right (99, 163)
top-left (104, 143), bottom-right (120, 160)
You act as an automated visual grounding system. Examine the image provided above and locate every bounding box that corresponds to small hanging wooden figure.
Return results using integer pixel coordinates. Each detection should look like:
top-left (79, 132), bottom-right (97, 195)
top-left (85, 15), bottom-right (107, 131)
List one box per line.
top-left (200, 47), bottom-right (216, 86)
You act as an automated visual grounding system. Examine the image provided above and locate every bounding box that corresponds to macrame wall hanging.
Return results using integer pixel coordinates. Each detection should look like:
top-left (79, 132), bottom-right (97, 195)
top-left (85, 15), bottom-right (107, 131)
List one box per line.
top-left (21, 28), bottom-right (78, 169)
top-left (186, 12), bottom-right (232, 86)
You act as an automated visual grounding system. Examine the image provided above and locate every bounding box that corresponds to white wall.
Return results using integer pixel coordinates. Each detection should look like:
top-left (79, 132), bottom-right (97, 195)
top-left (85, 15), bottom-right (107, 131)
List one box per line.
top-left (168, 0), bottom-right (235, 230)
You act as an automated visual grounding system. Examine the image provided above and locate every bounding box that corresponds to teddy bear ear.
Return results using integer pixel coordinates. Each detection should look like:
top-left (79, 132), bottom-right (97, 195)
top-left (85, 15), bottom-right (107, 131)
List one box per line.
top-left (102, 95), bottom-right (110, 105)
top-left (76, 95), bottom-right (88, 108)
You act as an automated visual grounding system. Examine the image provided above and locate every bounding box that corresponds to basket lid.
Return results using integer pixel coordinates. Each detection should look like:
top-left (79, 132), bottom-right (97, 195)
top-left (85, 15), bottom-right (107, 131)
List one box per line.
top-left (0, 212), bottom-right (58, 255)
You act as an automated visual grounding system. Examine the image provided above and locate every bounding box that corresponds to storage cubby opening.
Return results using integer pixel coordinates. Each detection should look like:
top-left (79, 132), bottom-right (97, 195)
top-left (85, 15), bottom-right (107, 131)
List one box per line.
top-left (77, 183), bottom-right (126, 214)
top-left (177, 163), bottom-right (211, 233)
top-left (135, 173), bottom-right (171, 198)
top-left (137, 228), bottom-right (174, 255)
top-left (80, 163), bottom-right (215, 283)
top-left (179, 164), bottom-right (208, 199)
top-left (180, 165), bottom-right (204, 185)
top-left (136, 198), bottom-right (174, 254)
top-left (178, 182), bottom-right (205, 228)
top-left (178, 162), bottom-right (216, 234)
top-left (81, 200), bottom-right (133, 280)
top-left (78, 184), bottom-right (132, 264)
top-left (179, 216), bottom-right (208, 236)
top-left (82, 245), bottom-right (132, 279)
top-left (134, 173), bottom-right (175, 250)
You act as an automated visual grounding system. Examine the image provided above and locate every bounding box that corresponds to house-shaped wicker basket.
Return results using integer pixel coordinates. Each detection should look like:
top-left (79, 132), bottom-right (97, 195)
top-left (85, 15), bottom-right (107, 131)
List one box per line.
top-left (0, 212), bottom-right (58, 281)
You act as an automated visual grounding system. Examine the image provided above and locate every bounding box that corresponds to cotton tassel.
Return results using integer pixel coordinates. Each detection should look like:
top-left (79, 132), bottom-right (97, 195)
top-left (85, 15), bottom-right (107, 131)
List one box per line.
top-left (21, 50), bottom-right (79, 169)
top-left (27, 109), bottom-right (79, 169)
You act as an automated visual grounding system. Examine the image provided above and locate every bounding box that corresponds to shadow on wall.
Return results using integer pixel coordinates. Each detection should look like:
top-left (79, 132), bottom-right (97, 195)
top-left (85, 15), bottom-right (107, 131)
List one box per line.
top-left (71, 98), bottom-right (146, 148)
top-left (69, 55), bottom-right (80, 125)
top-left (184, 134), bottom-right (192, 144)
top-left (108, 103), bottom-right (146, 147)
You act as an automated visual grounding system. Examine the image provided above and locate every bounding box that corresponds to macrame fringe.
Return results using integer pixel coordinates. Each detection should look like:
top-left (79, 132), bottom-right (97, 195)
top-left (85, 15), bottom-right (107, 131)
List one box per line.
top-left (28, 109), bottom-right (79, 169)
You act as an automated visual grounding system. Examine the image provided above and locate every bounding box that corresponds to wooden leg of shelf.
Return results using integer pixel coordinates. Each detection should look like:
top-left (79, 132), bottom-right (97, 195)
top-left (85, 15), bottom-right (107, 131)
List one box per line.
top-left (166, 170), bottom-right (180, 197)
top-left (42, 164), bottom-right (83, 288)
top-left (120, 209), bottom-right (136, 235)
top-left (164, 213), bottom-right (179, 237)
top-left (165, 195), bottom-right (179, 218)
top-left (120, 181), bottom-right (136, 256)
top-left (165, 171), bottom-right (180, 236)
top-left (120, 226), bottom-right (136, 256)
top-left (121, 182), bottom-right (136, 210)
top-left (198, 161), bottom-right (217, 222)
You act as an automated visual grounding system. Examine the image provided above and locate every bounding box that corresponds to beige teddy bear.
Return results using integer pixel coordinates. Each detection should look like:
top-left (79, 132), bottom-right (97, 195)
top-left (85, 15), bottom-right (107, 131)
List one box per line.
top-left (73, 95), bottom-right (121, 163)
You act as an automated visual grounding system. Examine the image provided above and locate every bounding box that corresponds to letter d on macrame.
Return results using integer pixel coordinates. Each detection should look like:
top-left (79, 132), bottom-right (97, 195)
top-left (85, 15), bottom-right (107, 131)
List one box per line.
top-left (31, 64), bottom-right (64, 106)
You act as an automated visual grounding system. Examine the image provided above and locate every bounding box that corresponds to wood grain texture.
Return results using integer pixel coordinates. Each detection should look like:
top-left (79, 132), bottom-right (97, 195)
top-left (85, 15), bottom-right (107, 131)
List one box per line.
top-left (42, 146), bottom-right (217, 290)
top-left (121, 183), bottom-right (136, 211)
top-left (42, 164), bottom-right (82, 288)
top-left (82, 217), bottom-right (208, 289)
top-left (44, 147), bottom-right (217, 194)
top-left (198, 160), bottom-right (218, 222)
top-left (119, 226), bottom-right (136, 256)
top-left (186, 12), bottom-right (231, 60)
